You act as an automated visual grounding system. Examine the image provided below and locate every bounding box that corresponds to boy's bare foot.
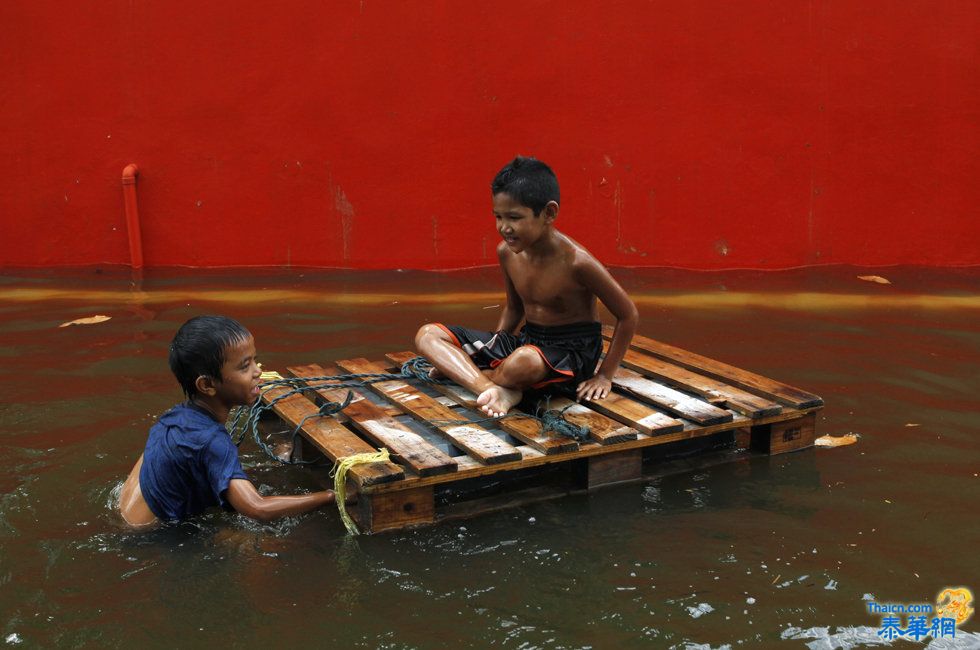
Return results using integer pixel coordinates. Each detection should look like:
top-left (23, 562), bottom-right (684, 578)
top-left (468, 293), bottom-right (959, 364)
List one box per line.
top-left (476, 385), bottom-right (522, 418)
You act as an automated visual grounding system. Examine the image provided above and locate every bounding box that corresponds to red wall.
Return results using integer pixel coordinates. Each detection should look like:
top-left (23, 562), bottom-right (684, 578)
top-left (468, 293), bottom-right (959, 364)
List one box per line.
top-left (1, 1), bottom-right (977, 269)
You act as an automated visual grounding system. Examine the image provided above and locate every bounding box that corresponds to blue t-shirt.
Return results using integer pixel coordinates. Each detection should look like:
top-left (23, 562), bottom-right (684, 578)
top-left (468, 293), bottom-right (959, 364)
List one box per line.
top-left (139, 402), bottom-right (249, 521)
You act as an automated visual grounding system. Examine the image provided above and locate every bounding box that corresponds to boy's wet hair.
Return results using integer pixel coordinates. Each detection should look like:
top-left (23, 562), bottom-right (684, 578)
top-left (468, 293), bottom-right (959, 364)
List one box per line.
top-left (491, 156), bottom-right (560, 215)
top-left (168, 315), bottom-right (251, 398)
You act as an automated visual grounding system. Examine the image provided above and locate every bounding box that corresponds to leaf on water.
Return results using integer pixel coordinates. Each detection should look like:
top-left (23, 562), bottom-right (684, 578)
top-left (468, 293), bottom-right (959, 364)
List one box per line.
top-left (59, 315), bottom-right (111, 328)
top-left (815, 434), bottom-right (860, 447)
top-left (857, 275), bottom-right (891, 285)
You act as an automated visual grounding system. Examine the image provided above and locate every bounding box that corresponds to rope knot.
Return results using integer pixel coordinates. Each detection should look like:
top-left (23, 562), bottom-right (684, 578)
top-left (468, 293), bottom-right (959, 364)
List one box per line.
top-left (536, 401), bottom-right (590, 441)
top-left (400, 355), bottom-right (449, 384)
top-left (318, 390), bottom-right (354, 417)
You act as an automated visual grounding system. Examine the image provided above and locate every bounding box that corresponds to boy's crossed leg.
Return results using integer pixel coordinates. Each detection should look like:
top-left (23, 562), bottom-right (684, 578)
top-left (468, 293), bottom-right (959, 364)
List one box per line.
top-left (415, 324), bottom-right (549, 417)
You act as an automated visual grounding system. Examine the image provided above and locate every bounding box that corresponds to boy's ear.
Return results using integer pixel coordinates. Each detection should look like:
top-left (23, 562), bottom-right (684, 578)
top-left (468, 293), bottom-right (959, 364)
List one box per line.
top-left (541, 201), bottom-right (559, 223)
top-left (195, 374), bottom-right (219, 397)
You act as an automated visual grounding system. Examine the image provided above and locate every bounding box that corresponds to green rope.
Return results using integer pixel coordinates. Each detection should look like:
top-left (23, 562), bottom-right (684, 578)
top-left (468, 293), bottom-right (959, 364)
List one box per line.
top-left (535, 398), bottom-right (592, 441)
top-left (425, 398), bottom-right (590, 442)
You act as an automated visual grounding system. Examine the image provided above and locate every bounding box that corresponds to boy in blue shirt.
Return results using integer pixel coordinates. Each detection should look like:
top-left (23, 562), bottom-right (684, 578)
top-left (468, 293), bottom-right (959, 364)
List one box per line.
top-left (118, 315), bottom-right (337, 528)
top-left (416, 156), bottom-right (638, 417)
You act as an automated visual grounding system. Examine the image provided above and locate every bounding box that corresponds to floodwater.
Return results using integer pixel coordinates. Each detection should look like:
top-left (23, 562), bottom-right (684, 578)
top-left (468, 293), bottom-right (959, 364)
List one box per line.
top-left (0, 266), bottom-right (977, 649)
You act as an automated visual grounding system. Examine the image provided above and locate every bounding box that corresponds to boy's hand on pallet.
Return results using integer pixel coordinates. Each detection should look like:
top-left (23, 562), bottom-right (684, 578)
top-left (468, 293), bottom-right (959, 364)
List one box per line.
top-left (576, 375), bottom-right (611, 401)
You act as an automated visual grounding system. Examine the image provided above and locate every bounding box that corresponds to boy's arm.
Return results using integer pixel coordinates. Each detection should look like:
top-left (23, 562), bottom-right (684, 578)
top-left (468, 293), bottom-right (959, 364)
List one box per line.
top-left (495, 245), bottom-right (525, 334)
top-left (574, 258), bottom-right (638, 401)
top-left (225, 479), bottom-right (337, 522)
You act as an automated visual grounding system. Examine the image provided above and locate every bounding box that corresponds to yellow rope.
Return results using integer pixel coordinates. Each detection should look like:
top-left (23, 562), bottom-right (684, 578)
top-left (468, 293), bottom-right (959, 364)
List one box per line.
top-left (259, 369), bottom-right (283, 381)
top-left (330, 448), bottom-right (390, 535)
top-left (258, 368), bottom-right (390, 534)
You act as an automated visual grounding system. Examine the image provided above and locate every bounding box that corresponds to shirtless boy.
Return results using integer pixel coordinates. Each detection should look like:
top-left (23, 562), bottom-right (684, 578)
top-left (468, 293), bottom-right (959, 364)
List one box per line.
top-left (118, 315), bottom-right (337, 527)
top-left (415, 156), bottom-right (638, 417)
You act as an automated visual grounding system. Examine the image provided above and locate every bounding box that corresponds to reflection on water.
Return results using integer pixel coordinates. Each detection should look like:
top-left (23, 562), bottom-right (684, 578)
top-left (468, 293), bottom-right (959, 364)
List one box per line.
top-left (0, 266), bottom-right (977, 648)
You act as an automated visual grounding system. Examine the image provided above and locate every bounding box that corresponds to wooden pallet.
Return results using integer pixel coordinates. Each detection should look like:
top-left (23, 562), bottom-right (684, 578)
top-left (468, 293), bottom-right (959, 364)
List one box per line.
top-left (263, 331), bottom-right (823, 534)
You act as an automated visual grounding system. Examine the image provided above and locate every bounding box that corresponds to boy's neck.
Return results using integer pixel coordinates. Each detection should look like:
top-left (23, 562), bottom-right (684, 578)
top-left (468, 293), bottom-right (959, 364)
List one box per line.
top-left (524, 226), bottom-right (561, 258)
top-left (188, 396), bottom-right (229, 424)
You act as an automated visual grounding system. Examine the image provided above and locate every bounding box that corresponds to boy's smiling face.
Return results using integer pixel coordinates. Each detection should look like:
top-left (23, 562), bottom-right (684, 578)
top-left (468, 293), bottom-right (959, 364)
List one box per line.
top-left (213, 335), bottom-right (262, 408)
top-left (493, 192), bottom-right (556, 253)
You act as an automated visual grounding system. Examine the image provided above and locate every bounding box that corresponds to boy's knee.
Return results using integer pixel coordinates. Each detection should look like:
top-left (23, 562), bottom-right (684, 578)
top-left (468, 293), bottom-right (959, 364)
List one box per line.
top-left (415, 323), bottom-right (447, 348)
top-left (492, 346), bottom-right (548, 388)
top-left (507, 346), bottom-right (548, 373)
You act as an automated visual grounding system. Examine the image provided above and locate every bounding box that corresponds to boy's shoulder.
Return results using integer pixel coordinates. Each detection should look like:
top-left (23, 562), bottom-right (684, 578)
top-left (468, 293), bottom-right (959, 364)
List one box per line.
top-left (150, 403), bottom-right (228, 446)
top-left (495, 230), bottom-right (600, 264)
top-left (554, 231), bottom-right (605, 275)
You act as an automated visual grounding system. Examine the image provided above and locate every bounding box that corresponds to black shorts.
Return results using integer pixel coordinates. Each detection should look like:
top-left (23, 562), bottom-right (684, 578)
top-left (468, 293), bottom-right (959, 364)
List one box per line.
top-left (435, 321), bottom-right (603, 389)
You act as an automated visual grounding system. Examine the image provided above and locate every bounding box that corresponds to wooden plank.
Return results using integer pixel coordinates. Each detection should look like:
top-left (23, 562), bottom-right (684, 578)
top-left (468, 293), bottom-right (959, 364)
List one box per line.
top-left (605, 326), bottom-right (824, 409)
top-left (586, 449), bottom-right (643, 489)
top-left (612, 368), bottom-right (733, 426)
top-left (541, 397), bottom-right (638, 445)
top-left (384, 351), bottom-right (580, 455)
top-left (360, 407), bottom-right (812, 494)
top-left (751, 412), bottom-right (817, 455)
top-left (260, 384), bottom-right (404, 486)
top-left (768, 413), bottom-right (816, 454)
top-left (335, 358), bottom-right (522, 465)
top-left (579, 390), bottom-right (684, 436)
top-left (615, 346), bottom-right (783, 419)
top-left (386, 352), bottom-right (679, 440)
top-left (355, 485), bottom-right (435, 533)
top-left (385, 351), bottom-right (636, 447)
top-left (287, 364), bottom-right (458, 477)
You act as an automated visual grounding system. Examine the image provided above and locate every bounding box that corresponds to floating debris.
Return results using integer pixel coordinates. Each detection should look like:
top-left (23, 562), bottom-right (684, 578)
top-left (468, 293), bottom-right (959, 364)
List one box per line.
top-left (59, 314), bottom-right (111, 327)
top-left (857, 275), bottom-right (891, 284)
top-left (815, 434), bottom-right (860, 447)
top-left (686, 603), bottom-right (714, 618)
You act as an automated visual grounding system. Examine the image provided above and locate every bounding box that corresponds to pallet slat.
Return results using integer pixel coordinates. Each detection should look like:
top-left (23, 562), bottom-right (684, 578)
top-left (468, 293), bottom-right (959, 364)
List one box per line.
top-left (385, 351), bottom-right (637, 447)
top-left (287, 364), bottom-right (459, 477)
top-left (579, 390), bottom-right (684, 436)
top-left (612, 368), bottom-right (733, 426)
top-left (335, 358), bottom-right (523, 465)
top-left (384, 351), bottom-right (579, 455)
top-left (604, 326), bottom-right (824, 409)
top-left (540, 397), bottom-right (638, 444)
top-left (260, 384), bottom-right (404, 486)
top-left (615, 346), bottom-right (783, 418)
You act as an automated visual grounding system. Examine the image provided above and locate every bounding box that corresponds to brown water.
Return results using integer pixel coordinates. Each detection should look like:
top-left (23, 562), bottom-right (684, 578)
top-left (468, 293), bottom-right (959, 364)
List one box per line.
top-left (0, 267), bottom-right (977, 649)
